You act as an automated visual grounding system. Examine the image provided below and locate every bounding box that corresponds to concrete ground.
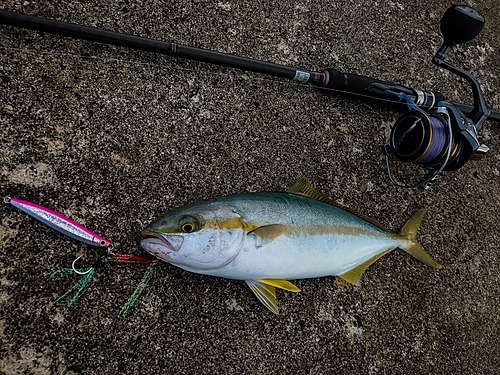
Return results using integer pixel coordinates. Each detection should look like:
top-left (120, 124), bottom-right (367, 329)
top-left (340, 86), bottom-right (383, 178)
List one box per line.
top-left (1, 1), bottom-right (499, 374)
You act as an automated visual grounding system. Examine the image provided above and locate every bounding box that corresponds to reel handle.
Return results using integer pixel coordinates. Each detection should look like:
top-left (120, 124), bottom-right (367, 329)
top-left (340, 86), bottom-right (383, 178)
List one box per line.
top-left (441, 5), bottom-right (484, 46)
top-left (433, 5), bottom-right (490, 130)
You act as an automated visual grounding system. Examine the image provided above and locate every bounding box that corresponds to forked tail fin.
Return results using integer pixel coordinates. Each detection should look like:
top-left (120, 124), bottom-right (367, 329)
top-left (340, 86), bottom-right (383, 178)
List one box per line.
top-left (338, 209), bottom-right (441, 287)
top-left (400, 209), bottom-right (442, 269)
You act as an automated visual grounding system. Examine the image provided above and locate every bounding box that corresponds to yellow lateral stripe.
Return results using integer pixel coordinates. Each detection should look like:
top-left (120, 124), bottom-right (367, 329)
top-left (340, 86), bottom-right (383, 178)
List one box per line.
top-left (203, 217), bottom-right (255, 231)
top-left (286, 224), bottom-right (384, 237)
top-left (205, 217), bottom-right (383, 238)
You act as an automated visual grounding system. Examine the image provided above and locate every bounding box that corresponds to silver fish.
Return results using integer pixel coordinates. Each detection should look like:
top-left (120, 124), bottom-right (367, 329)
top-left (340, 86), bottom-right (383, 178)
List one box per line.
top-left (140, 178), bottom-right (441, 314)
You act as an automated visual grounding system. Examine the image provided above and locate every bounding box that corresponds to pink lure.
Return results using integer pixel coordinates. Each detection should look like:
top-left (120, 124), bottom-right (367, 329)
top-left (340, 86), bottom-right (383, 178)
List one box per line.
top-left (4, 197), bottom-right (112, 250)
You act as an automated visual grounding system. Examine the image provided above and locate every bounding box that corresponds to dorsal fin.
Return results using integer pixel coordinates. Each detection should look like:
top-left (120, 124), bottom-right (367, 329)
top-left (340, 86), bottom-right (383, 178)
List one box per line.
top-left (288, 177), bottom-right (390, 232)
top-left (287, 177), bottom-right (334, 203)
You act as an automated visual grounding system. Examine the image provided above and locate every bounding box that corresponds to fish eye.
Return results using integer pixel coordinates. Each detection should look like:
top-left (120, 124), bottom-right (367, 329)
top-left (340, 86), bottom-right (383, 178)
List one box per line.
top-left (182, 222), bottom-right (194, 233)
top-left (179, 216), bottom-right (198, 233)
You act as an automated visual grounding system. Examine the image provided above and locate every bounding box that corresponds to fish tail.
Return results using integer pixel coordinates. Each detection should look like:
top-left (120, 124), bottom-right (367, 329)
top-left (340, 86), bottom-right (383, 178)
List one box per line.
top-left (400, 209), bottom-right (442, 269)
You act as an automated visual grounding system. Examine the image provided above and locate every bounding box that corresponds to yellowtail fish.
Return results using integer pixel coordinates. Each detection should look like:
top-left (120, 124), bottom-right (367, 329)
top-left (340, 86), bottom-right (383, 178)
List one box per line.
top-left (140, 178), bottom-right (441, 314)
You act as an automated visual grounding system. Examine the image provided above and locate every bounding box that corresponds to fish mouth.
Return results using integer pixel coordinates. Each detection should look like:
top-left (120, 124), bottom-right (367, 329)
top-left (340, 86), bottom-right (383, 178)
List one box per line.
top-left (141, 230), bottom-right (184, 252)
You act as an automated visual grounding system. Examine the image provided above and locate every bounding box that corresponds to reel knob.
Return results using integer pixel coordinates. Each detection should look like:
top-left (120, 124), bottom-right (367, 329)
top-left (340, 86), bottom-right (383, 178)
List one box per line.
top-left (441, 5), bottom-right (484, 45)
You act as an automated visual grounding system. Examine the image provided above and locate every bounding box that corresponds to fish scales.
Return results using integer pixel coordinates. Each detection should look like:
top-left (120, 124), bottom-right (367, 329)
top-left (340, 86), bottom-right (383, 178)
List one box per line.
top-left (212, 193), bottom-right (395, 279)
top-left (140, 178), bottom-right (441, 314)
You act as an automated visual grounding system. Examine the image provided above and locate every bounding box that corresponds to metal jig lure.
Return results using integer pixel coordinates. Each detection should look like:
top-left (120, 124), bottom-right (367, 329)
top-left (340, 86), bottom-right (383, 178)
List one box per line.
top-left (5, 196), bottom-right (180, 313)
top-left (4, 196), bottom-right (113, 255)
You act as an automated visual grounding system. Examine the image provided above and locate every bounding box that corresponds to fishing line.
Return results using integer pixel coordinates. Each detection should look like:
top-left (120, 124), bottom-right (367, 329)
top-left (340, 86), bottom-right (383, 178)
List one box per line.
top-left (416, 116), bottom-right (448, 164)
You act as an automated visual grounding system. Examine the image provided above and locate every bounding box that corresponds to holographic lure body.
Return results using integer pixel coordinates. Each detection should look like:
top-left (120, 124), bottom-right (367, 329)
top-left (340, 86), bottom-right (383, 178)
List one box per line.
top-left (4, 196), bottom-right (177, 314)
top-left (4, 197), bottom-right (112, 252)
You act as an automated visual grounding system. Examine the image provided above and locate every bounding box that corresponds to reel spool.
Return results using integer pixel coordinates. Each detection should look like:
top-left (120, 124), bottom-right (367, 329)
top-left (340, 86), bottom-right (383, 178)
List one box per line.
top-left (384, 5), bottom-right (490, 188)
top-left (390, 110), bottom-right (456, 168)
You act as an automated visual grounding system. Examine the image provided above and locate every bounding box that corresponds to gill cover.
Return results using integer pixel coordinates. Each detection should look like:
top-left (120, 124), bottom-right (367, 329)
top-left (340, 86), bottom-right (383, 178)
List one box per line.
top-left (141, 201), bottom-right (245, 271)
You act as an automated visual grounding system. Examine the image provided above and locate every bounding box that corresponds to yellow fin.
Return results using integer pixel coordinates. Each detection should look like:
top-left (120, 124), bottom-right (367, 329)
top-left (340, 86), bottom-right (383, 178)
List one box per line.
top-left (245, 280), bottom-right (279, 314)
top-left (287, 177), bottom-right (390, 231)
top-left (287, 177), bottom-right (335, 204)
top-left (248, 224), bottom-right (287, 246)
top-left (401, 208), bottom-right (426, 237)
top-left (339, 248), bottom-right (393, 286)
top-left (258, 278), bottom-right (301, 292)
top-left (399, 209), bottom-right (442, 269)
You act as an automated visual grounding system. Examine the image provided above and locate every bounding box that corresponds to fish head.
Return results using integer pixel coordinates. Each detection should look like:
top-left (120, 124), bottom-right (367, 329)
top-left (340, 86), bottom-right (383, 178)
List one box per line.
top-left (140, 200), bottom-right (245, 271)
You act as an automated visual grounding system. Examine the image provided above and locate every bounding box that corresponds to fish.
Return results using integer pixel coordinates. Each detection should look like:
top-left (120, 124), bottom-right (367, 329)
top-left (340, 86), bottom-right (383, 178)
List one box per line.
top-left (140, 178), bottom-right (441, 314)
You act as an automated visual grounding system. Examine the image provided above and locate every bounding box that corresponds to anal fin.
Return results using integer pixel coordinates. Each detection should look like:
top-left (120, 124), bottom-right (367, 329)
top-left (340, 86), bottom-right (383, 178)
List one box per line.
top-left (339, 248), bottom-right (393, 286)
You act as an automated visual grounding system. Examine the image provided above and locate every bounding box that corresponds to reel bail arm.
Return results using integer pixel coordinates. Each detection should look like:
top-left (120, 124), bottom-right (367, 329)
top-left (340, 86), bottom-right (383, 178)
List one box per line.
top-left (385, 5), bottom-right (491, 187)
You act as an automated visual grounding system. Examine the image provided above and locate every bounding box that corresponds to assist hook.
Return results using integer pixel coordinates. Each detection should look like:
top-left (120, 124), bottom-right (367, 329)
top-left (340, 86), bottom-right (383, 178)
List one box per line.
top-left (71, 251), bottom-right (110, 275)
top-left (71, 256), bottom-right (92, 275)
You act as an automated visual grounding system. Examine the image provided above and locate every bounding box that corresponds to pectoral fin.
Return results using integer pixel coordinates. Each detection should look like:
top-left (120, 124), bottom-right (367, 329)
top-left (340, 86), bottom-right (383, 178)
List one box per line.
top-left (245, 280), bottom-right (279, 314)
top-left (248, 224), bottom-right (287, 247)
top-left (339, 248), bottom-right (393, 286)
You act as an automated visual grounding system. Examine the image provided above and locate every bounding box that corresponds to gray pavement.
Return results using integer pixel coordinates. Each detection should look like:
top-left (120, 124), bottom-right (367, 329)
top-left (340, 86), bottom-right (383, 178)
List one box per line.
top-left (1, 1), bottom-right (499, 374)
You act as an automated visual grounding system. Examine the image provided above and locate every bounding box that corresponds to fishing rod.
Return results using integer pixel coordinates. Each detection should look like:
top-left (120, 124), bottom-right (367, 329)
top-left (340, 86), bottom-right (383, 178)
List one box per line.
top-left (0, 5), bottom-right (497, 187)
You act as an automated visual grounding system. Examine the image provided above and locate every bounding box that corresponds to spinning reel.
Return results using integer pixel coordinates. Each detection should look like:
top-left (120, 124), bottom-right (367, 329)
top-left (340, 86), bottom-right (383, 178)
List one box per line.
top-left (0, 5), bottom-right (497, 189)
top-left (383, 5), bottom-right (491, 188)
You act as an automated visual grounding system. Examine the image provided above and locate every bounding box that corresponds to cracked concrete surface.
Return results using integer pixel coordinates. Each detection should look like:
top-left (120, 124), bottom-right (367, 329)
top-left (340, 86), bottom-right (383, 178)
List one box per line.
top-left (1, 1), bottom-right (499, 374)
